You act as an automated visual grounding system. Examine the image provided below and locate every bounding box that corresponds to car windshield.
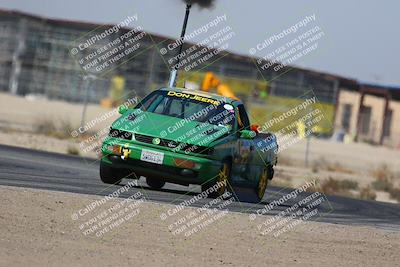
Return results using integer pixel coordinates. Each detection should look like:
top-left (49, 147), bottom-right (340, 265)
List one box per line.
top-left (136, 90), bottom-right (236, 129)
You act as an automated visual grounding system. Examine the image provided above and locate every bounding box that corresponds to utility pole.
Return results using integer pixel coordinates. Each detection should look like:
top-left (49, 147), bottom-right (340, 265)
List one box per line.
top-left (80, 74), bottom-right (97, 130)
top-left (304, 104), bottom-right (313, 167)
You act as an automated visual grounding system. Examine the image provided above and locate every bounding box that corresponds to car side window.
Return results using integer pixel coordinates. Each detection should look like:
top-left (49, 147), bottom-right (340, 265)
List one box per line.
top-left (237, 104), bottom-right (250, 130)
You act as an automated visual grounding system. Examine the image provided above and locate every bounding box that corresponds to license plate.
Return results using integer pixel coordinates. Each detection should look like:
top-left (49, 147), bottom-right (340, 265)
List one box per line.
top-left (140, 149), bottom-right (164, 164)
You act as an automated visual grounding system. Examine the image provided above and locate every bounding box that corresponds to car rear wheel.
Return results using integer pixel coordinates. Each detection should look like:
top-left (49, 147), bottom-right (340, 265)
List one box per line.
top-left (255, 166), bottom-right (274, 202)
top-left (201, 159), bottom-right (231, 198)
top-left (100, 161), bottom-right (132, 185)
top-left (146, 177), bottom-right (166, 189)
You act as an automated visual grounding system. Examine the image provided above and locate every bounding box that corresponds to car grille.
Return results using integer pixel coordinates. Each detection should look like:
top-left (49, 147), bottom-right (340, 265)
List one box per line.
top-left (135, 134), bottom-right (154, 144)
top-left (135, 133), bottom-right (210, 155)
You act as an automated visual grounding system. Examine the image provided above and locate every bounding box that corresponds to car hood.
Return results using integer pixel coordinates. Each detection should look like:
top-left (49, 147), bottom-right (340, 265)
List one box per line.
top-left (111, 109), bottom-right (229, 146)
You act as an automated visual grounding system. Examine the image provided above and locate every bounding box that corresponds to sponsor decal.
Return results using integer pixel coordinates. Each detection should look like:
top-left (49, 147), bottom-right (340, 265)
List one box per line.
top-left (167, 91), bottom-right (220, 106)
top-left (152, 137), bottom-right (161, 145)
top-left (223, 104), bottom-right (234, 110)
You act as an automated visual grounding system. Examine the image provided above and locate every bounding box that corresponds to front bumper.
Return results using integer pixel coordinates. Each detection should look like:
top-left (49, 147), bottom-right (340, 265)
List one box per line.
top-left (101, 137), bottom-right (221, 185)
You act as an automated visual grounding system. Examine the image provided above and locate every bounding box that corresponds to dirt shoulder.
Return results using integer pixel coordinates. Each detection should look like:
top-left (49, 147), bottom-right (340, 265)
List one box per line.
top-left (0, 185), bottom-right (399, 267)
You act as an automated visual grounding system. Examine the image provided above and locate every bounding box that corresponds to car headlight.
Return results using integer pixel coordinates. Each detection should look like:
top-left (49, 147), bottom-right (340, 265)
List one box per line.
top-left (106, 144), bottom-right (121, 155)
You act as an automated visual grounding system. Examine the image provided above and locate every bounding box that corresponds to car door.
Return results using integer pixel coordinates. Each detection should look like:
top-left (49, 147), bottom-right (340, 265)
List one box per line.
top-left (231, 104), bottom-right (261, 186)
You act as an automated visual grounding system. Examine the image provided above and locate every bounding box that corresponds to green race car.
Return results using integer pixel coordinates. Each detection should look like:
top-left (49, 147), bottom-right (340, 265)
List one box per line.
top-left (100, 87), bottom-right (278, 201)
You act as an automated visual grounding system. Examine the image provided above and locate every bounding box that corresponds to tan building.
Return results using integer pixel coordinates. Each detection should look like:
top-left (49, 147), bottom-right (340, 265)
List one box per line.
top-left (335, 83), bottom-right (400, 148)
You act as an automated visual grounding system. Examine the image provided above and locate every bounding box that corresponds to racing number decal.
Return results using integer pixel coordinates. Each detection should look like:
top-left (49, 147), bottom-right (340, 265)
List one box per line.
top-left (233, 140), bottom-right (255, 181)
top-left (235, 140), bottom-right (250, 164)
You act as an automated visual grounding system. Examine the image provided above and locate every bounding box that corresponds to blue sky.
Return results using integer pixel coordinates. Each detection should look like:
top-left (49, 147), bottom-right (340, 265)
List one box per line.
top-left (1, 0), bottom-right (399, 85)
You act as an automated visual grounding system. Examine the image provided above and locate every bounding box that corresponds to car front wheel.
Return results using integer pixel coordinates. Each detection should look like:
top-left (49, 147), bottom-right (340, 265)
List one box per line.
top-left (100, 161), bottom-right (132, 185)
top-left (201, 159), bottom-right (231, 198)
top-left (146, 177), bottom-right (166, 189)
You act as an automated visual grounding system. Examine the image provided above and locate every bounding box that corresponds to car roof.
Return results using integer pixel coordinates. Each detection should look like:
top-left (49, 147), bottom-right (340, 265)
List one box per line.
top-left (159, 87), bottom-right (241, 105)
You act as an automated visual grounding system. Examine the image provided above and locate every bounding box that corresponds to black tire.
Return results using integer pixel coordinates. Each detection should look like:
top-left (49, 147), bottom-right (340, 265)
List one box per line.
top-left (100, 161), bottom-right (129, 185)
top-left (201, 159), bottom-right (231, 198)
top-left (254, 165), bottom-right (274, 202)
top-left (267, 165), bottom-right (274, 180)
top-left (146, 177), bottom-right (166, 189)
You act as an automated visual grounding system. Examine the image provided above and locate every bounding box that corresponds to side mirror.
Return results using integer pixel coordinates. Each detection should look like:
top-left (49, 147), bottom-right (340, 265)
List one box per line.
top-left (250, 124), bottom-right (259, 133)
top-left (240, 129), bottom-right (256, 139)
top-left (118, 105), bottom-right (128, 114)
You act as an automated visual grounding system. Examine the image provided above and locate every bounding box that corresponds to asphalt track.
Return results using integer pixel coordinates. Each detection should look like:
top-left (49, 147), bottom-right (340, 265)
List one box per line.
top-left (0, 144), bottom-right (399, 231)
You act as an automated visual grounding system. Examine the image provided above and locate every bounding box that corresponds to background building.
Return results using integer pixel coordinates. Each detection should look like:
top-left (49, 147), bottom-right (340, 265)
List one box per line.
top-left (0, 9), bottom-right (338, 103)
top-left (0, 9), bottom-right (398, 147)
top-left (335, 83), bottom-right (400, 147)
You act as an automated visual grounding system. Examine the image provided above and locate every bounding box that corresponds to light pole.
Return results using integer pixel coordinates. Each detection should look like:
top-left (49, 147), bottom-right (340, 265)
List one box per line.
top-left (168, 3), bottom-right (192, 87)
